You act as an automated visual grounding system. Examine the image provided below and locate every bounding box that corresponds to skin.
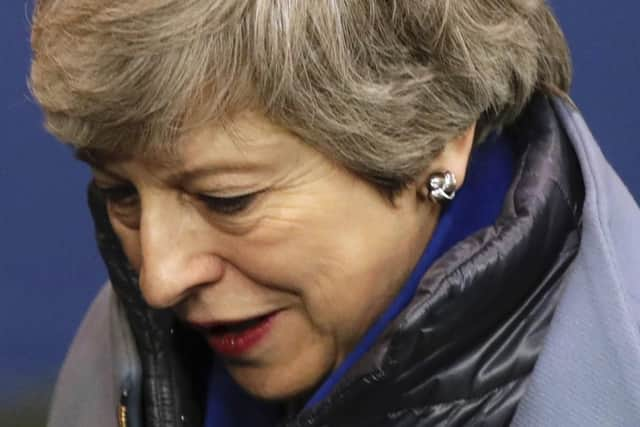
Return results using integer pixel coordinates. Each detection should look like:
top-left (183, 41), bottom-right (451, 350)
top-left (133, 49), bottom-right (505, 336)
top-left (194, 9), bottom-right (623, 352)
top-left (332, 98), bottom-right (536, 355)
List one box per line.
top-left (90, 110), bottom-right (474, 402)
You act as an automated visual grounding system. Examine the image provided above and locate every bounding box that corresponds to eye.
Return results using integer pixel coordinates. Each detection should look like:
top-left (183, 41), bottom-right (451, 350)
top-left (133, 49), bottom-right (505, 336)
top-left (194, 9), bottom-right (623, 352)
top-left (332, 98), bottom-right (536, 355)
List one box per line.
top-left (198, 193), bottom-right (256, 215)
top-left (95, 183), bottom-right (139, 207)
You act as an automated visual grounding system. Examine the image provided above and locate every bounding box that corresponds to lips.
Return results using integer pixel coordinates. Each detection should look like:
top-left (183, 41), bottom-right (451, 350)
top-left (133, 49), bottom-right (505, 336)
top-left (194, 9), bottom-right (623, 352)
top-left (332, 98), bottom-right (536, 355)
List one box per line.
top-left (190, 312), bottom-right (279, 358)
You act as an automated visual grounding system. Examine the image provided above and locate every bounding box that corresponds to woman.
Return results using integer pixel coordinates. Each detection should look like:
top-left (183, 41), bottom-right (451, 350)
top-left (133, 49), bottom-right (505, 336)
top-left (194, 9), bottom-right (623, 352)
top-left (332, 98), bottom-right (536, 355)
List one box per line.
top-left (30, 1), bottom-right (640, 426)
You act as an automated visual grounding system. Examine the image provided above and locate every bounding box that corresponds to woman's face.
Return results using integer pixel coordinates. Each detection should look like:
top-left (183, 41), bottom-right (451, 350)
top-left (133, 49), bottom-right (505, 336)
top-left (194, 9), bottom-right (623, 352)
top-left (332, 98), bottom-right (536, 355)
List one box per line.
top-left (91, 111), bottom-right (440, 401)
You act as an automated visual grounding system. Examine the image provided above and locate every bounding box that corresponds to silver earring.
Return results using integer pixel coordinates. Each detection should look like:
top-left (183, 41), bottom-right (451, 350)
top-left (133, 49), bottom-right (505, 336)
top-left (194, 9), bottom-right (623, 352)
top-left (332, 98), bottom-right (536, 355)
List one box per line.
top-left (425, 171), bottom-right (457, 203)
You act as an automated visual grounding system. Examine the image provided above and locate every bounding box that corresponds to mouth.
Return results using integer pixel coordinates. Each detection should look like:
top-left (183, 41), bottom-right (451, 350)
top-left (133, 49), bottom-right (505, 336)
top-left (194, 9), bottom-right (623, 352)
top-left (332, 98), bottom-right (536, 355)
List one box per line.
top-left (190, 312), bottom-right (279, 358)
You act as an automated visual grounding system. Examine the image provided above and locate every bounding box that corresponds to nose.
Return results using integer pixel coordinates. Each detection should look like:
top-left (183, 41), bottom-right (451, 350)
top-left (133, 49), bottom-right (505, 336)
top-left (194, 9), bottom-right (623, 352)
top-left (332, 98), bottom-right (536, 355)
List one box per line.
top-left (137, 196), bottom-right (225, 309)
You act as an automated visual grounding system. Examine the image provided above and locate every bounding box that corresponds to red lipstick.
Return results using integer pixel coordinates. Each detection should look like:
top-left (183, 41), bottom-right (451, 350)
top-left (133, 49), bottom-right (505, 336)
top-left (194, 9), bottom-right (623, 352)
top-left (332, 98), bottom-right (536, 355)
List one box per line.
top-left (200, 312), bottom-right (278, 357)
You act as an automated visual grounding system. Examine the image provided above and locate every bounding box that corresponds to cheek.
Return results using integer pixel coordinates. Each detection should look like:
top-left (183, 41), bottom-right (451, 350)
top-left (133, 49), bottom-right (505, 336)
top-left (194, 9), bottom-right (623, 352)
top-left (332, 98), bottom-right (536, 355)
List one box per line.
top-left (232, 214), bottom-right (386, 346)
top-left (297, 251), bottom-right (398, 345)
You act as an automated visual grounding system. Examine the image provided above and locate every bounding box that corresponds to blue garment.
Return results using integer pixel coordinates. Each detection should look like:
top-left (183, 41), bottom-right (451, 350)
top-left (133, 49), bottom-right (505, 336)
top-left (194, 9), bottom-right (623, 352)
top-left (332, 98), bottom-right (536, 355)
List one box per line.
top-left (204, 133), bottom-right (515, 426)
top-left (46, 96), bottom-right (640, 427)
top-left (204, 361), bottom-right (282, 427)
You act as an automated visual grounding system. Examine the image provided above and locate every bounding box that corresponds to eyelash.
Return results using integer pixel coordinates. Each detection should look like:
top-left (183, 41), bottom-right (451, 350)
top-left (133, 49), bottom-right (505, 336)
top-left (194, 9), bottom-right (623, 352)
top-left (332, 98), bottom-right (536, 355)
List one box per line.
top-left (96, 184), bottom-right (256, 216)
top-left (198, 193), bottom-right (256, 215)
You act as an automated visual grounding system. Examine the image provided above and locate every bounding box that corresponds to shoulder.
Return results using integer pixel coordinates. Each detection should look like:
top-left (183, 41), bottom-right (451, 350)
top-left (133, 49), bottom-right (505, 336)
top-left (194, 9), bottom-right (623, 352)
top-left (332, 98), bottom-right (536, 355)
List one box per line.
top-left (513, 98), bottom-right (640, 426)
top-left (551, 97), bottom-right (640, 319)
top-left (48, 283), bottom-right (141, 427)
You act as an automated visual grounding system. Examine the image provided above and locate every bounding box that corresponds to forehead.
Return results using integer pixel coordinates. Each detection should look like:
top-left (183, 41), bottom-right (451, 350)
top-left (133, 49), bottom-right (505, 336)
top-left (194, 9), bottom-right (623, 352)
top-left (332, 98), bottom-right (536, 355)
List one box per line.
top-left (78, 111), bottom-right (302, 175)
top-left (179, 111), bottom-right (291, 159)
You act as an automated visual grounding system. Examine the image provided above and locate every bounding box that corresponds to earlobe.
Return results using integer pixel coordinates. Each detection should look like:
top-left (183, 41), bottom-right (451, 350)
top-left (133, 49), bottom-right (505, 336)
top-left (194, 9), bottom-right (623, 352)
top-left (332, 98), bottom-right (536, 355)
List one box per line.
top-left (416, 123), bottom-right (476, 203)
top-left (420, 171), bottom-right (458, 203)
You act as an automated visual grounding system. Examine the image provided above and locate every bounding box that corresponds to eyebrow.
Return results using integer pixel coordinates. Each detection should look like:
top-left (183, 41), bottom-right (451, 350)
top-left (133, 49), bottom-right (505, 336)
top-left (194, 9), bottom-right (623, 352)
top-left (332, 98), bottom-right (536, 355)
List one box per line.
top-left (74, 150), bottom-right (127, 183)
top-left (166, 161), bottom-right (270, 184)
top-left (76, 148), bottom-right (270, 184)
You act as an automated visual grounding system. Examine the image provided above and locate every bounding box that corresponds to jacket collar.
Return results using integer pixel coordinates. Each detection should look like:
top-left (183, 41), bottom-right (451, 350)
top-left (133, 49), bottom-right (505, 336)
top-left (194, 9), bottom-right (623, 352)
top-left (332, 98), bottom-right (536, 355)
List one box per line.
top-left (286, 94), bottom-right (585, 426)
top-left (304, 130), bottom-right (516, 410)
top-left (89, 94), bottom-right (586, 427)
top-left (512, 97), bottom-right (640, 425)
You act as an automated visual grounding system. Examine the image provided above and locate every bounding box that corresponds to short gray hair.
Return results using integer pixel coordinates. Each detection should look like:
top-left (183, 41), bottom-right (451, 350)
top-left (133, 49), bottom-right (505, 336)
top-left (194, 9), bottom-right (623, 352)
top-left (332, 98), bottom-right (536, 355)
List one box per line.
top-left (30, 0), bottom-right (571, 194)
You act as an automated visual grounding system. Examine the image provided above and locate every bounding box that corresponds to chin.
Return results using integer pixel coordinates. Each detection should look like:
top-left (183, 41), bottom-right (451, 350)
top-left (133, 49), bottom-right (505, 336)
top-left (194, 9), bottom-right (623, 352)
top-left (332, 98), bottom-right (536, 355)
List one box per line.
top-left (225, 358), bottom-right (330, 403)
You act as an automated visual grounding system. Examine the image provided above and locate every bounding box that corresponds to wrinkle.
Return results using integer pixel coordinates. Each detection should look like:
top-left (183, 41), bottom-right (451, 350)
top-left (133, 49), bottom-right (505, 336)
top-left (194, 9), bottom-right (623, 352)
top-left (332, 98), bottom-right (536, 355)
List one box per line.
top-left (284, 94), bottom-right (585, 426)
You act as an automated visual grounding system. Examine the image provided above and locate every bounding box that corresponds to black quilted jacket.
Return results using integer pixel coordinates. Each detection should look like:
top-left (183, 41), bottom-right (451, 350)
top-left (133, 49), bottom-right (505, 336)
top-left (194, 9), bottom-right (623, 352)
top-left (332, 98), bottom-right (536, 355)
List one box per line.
top-left (90, 94), bottom-right (584, 427)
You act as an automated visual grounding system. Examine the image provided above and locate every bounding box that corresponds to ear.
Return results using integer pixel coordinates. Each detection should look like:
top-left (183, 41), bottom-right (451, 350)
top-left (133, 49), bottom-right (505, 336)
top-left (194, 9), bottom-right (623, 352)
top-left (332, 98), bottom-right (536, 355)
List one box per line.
top-left (416, 123), bottom-right (476, 198)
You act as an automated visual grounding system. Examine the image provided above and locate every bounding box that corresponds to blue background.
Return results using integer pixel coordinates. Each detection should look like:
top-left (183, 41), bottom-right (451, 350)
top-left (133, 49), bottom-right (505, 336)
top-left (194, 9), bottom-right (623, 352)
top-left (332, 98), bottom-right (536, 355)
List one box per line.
top-left (1, 0), bottom-right (638, 409)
